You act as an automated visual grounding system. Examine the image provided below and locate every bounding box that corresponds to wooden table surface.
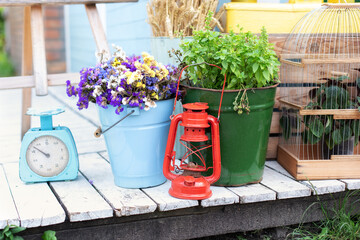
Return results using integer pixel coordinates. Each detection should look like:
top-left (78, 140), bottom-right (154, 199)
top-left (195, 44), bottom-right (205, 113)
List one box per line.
top-left (1, 86), bottom-right (360, 230)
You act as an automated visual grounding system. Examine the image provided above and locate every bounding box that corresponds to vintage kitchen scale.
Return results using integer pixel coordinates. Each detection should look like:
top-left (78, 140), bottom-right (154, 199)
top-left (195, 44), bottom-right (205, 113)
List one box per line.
top-left (19, 107), bottom-right (79, 183)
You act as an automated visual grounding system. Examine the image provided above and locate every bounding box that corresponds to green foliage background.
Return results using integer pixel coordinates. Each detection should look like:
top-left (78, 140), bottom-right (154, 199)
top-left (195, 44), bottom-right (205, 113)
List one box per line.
top-left (0, 8), bottom-right (15, 77)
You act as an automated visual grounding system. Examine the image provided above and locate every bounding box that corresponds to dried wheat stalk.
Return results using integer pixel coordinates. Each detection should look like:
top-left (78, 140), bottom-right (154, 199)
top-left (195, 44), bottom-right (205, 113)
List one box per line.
top-left (147, 0), bottom-right (225, 37)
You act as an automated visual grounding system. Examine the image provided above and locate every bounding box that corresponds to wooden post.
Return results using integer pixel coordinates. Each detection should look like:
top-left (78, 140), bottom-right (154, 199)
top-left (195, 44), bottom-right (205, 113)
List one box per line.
top-left (21, 6), bottom-right (33, 139)
top-left (31, 5), bottom-right (48, 96)
top-left (85, 4), bottom-right (110, 54)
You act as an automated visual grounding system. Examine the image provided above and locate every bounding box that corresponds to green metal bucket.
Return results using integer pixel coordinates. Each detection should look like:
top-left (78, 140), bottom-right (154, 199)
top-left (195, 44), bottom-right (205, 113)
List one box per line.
top-left (183, 84), bottom-right (277, 186)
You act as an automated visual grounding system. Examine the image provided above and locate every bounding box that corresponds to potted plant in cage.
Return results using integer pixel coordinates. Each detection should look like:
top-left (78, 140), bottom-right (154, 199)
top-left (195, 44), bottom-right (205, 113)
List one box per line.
top-left (176, 13), bottom-right (280, 186)
top-left (282, 76), bottom-right (360, 159)
top-left (66, 45), bottom-right (179, 188)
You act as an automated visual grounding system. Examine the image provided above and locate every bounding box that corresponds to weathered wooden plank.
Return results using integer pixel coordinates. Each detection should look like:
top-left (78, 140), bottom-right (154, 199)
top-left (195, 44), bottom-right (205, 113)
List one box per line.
top-left (142, 181), bottom-right (198, 211)
top-left (266, 161), bottom-right (346, 195)
top-left (201, 186), bottom-right (239, 207)
top-left (98, 151), bottom-right (109, 162)
top-left (266, 136), bottom-right (278, 159)
top-left (0, 144), bottom-right (21, 164)
top-left (2, 163), bottom-right (65, 228)
top-left (270, 112), bottom-right (280, 134)
top-left (48, 73), bottom-right (80, 86)
top-left (261, 166), bottom-right (311, 199)
top-left (0, 89), bottom-right (21, 164)
top-left (228, 184), bottom-right (276, 204)
top-left (31, 5), bottom-right (48, 96)
top-left (0, 73), bottom-right (80, 90)
top-left (0, 165), bottom-right (20, 228)
top-left (76, 139), bottom-right (107, 154)
top-left (268, 34), bottom-right (288, 57)
top-left (0, 0), bottom-right (137, 6)
top-left (79, 153), bottom-right (157, 216)
top-left (50, 174), bottom-right (113, 222)
top-left (340, 179), bottom-right (360, 190)
top-left (300, 180), bottom-right (346, 195)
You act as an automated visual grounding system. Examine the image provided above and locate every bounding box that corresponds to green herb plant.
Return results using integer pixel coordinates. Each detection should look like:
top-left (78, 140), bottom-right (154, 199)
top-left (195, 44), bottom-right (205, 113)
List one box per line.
top-left (0, 225), bottom-right (25, 240)
top-left (42, 230), bottom-right (57, 240)
top-left (281, 76), bottom-right (360, 150)
top-left (0, 225), bottom-right (57, 240)
top-left (179, 12), bottom-right (280, 114)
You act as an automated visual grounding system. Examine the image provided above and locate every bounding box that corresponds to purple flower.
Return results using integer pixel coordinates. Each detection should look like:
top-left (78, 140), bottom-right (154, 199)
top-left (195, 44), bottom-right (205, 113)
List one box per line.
top-left (65, 50), bottom-right (180, 114)
top-left (66, 80), bottom-right (77, 97)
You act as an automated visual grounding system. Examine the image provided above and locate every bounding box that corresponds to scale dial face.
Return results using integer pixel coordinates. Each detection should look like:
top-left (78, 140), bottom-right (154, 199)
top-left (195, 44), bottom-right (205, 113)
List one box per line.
top-left (26, 135), bottom-right (69, 177)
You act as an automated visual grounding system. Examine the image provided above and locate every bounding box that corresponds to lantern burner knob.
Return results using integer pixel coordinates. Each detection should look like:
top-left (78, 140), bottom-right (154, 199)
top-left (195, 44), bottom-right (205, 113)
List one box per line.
top-left (184, 176), bottom-right (196, 186)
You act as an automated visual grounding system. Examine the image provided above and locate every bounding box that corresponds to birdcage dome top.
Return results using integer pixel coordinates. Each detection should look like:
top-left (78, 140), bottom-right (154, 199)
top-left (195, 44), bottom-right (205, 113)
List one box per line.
top-left (282, 3), bottom-right (360, 57)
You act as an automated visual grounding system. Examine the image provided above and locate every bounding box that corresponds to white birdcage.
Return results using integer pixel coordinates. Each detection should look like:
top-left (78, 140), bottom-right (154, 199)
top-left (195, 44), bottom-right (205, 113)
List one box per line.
top-left (278, 3), bottom-right (360, 180)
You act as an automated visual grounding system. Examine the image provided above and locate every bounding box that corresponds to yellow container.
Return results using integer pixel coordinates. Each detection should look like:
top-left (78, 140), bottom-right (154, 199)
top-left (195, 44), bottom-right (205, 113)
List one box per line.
top-left (232, 0), bottom-right (257, 3)
top-left (225, 3), bottom-right (320, 34)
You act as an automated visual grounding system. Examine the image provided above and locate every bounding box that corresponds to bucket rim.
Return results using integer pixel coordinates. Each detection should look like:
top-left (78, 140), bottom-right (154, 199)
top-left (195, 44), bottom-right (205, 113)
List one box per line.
top-left (181, 83), bottom-right (279, 93)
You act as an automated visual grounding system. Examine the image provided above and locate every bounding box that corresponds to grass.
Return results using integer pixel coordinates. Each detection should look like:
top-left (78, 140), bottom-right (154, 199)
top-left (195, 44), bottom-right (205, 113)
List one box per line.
top-left (287, 190), bottom-right (360, 240)
top-left (0, 52), bottom-right (15, 77)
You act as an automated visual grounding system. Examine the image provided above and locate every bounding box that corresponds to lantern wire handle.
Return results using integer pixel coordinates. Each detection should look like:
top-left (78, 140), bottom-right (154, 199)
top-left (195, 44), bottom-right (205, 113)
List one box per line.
top-left (172, 62), bottom-right (227, 122)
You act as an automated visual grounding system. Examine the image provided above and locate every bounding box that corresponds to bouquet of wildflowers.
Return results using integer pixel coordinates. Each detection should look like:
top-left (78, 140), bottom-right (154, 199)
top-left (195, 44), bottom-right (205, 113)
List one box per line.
top-left (66, 45), bottom-right (179, 114)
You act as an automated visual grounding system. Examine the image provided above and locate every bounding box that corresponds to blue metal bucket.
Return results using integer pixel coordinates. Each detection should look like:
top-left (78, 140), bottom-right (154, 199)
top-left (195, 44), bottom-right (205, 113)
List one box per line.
top-left (98, 98), bottom-right (174, 188)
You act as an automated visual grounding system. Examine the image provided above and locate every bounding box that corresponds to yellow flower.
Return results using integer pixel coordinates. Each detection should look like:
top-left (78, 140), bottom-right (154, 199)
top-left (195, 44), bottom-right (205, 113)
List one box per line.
top-left (132, 71), bottom-right (142, 80)
top-left (136, 81), bottom-right (142, 88)
top-left (142, 64), bottom-right (151, 72)
top-left (127, 72), bottom-right (136, 84)
top-left (142, 52), bottom-right (157, 66)
top-left (151, 92), bottom-right (159, 100)
top-left (112, 58), bottom-right (121, 67)
top-left (142, 52), bottom-right (150, 57)
top-left (125, 71), bottom-right (132, 78)
top-left (161, 66), bottom-right (169, 76)
top-left (134, 61), bottom-right (142, 69)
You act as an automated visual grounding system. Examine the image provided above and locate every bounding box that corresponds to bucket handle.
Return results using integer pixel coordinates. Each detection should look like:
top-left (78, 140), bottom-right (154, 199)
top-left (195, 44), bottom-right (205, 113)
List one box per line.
top-left (172, 62), bottom-right (227, 122)
top-left (94, 109), bottom-right (135, 137)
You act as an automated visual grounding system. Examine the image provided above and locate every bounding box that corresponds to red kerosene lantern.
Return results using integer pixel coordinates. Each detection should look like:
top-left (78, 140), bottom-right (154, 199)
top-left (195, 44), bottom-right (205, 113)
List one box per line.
top-left (163, 63), bottom-right (226, 200)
